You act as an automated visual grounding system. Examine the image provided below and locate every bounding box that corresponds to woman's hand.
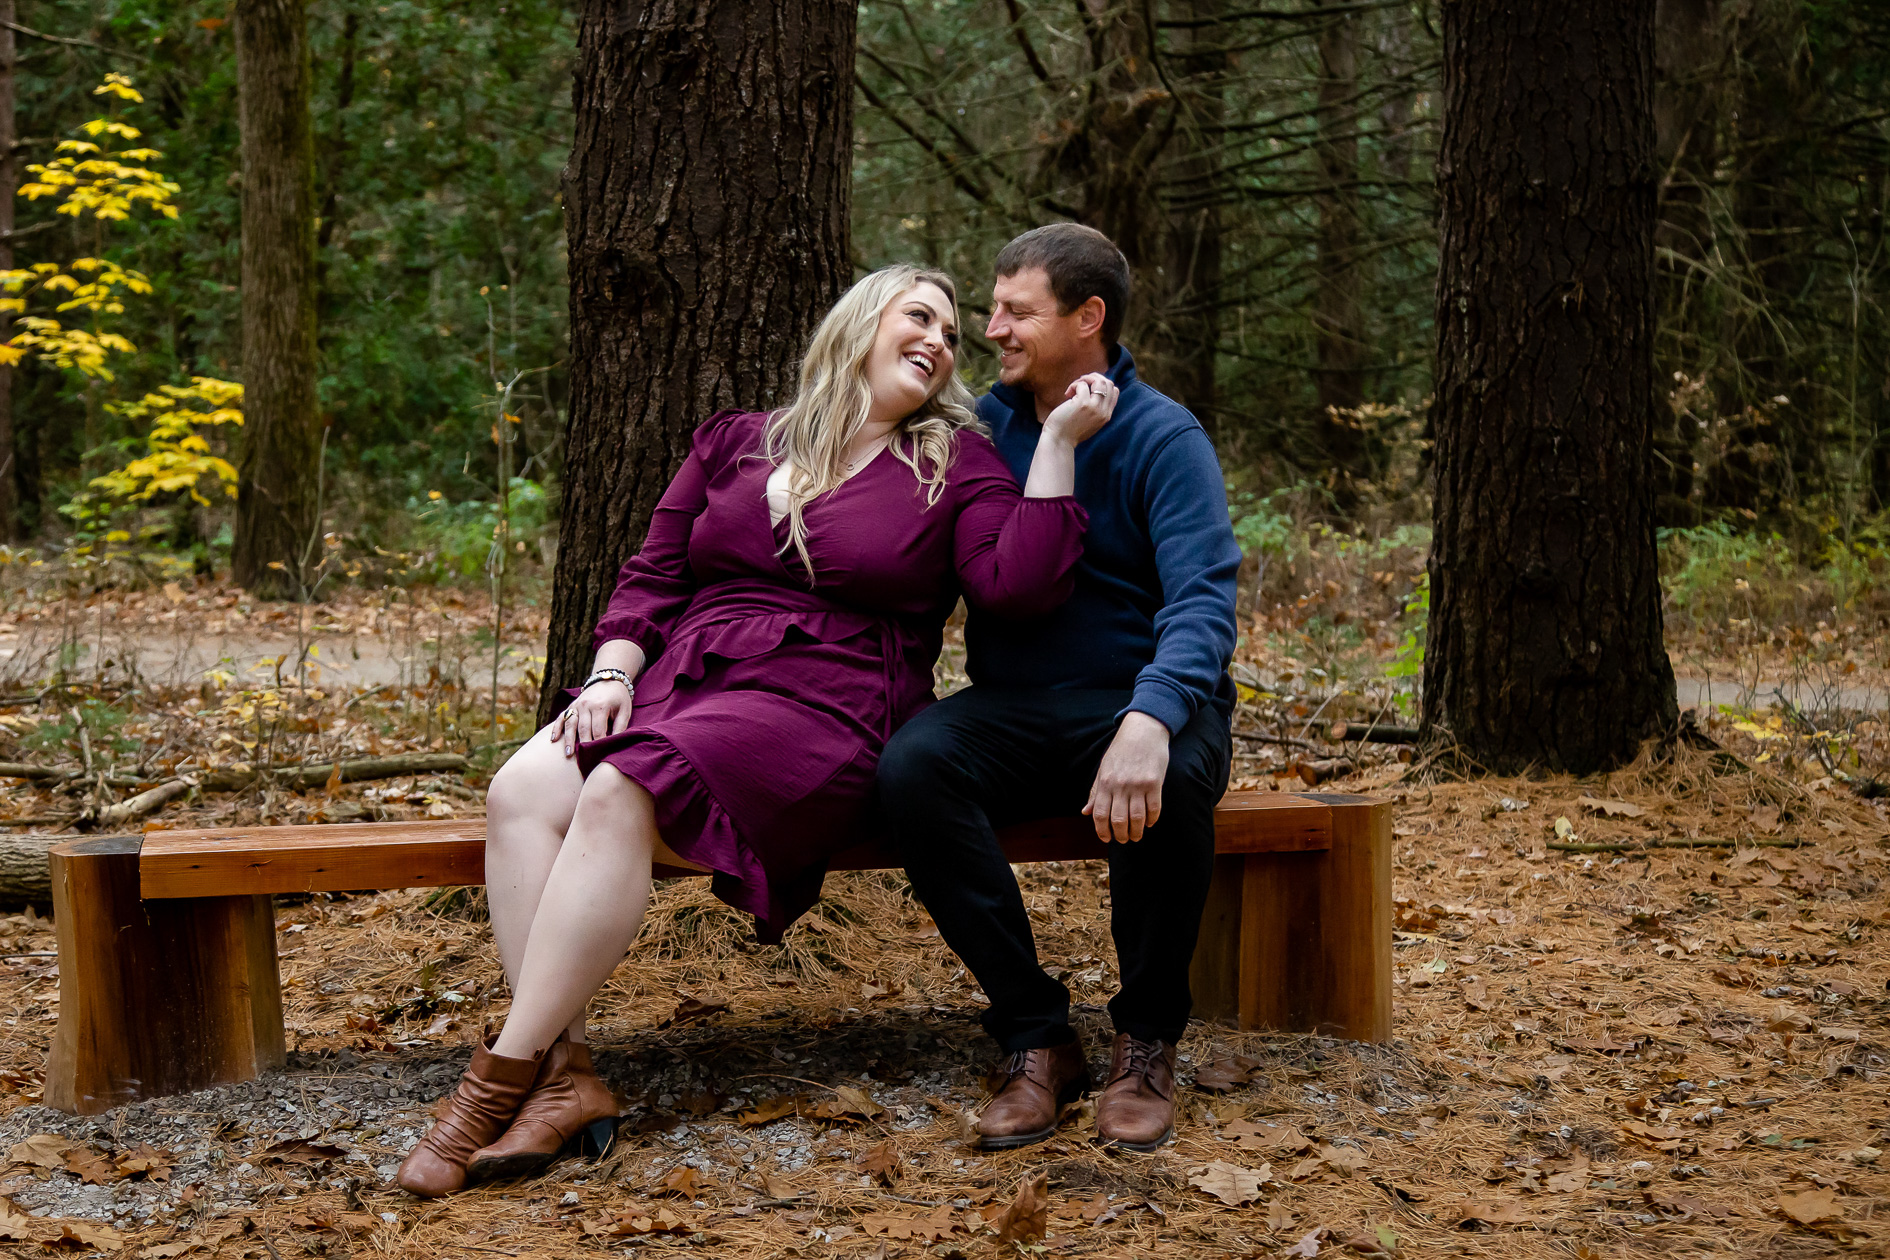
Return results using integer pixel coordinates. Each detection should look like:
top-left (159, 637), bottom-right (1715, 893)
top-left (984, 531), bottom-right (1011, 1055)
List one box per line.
top-left (1041, 372), bottom-right (1119, 447)
top-left (552, 680), bottom-right (634, 757)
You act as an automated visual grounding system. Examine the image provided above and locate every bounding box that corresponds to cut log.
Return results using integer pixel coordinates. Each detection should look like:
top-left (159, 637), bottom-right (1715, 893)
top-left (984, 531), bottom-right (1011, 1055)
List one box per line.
top-left (0, 831), bottom-right (56, 902)
top-left (1295, 757), bottom-right (1357, 786)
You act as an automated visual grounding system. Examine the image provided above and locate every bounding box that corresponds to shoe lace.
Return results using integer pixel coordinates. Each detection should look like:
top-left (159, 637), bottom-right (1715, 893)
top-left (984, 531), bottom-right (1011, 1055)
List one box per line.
top-left (998, 1049), bottom-right (1033, 1085)
top-left (1114, 1037), bottom-right (1163, 1084)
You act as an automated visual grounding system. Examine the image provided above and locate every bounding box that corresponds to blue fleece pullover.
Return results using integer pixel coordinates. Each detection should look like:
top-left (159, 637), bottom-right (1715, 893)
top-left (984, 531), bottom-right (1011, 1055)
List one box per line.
top-left (965, 346), bottom-right (1242, 733)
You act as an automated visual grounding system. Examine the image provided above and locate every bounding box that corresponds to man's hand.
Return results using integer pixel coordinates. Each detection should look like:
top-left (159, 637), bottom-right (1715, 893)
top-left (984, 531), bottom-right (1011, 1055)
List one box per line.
top-left (1083, 711), bottom-right (1171, 842)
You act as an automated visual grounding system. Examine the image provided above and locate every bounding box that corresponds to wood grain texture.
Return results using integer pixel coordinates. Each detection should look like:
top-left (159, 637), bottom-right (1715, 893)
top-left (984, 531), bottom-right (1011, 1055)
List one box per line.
top-left (142, 791), bottom-right (1333, 899)
top-left (1294, 791), bottom-right (1393, 1040)
top-left (1187, 792), bottom-right (1392, 1041)
top-left (46, 836), bottom-right (284, 1115)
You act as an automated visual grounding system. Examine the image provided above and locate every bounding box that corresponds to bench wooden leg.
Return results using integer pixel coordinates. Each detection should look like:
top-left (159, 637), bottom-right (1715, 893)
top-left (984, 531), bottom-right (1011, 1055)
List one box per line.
top-left (1190, 794), bottom-right (1392, 1041)
top-left (45, 837), bottom-right (285, 1115)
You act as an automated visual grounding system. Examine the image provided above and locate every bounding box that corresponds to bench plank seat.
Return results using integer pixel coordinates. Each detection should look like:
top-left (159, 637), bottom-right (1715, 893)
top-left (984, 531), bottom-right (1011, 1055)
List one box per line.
top-left (139, 791), bottom-right (1333, 900)
top-left (46, 790), bottom-right (1389, 1114)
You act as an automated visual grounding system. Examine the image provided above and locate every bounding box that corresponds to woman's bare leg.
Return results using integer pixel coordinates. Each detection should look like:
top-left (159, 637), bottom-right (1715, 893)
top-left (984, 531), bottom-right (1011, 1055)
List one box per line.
top-left (483, 726), bottom-right (589, 1043)
top-left (489, 764), bottom-right (657, 1060)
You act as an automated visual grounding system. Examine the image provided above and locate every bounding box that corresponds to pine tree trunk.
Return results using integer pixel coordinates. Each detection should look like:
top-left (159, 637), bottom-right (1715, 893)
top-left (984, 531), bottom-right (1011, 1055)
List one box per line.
top-left (1312, 0), bottom-right (1368, 502)
top-left (539, 0), bottom-right (857, 725)
top-left (233, 0), bottom-right (321, 598)
top-left (1423, 0), bottom-right (1678, 774)
top-left (1156, 0), bottom-right (1225, 436)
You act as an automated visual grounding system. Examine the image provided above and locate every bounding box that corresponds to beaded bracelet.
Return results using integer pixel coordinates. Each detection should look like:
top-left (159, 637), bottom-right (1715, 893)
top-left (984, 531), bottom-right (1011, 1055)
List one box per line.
top-left (582, 667), bottom-right (635, 693)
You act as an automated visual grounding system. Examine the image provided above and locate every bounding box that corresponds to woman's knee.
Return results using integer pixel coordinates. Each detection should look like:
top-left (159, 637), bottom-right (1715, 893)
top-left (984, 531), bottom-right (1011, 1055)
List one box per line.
top-left (570, 764), bottom-right (654, 832)
top-left (487, 736), bottom-right (577, 826)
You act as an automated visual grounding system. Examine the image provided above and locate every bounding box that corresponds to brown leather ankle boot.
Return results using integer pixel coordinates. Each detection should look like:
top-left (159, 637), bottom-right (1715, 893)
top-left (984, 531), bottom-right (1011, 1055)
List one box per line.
top-left (976, 1036), bottom-right (1090, 1150)
top-left (1095, 1033), bottom-right (1177, 1152)
top-left (467, 1035), bottom-right (622, 1182)
top-left (395, 1039), bottom-right (542, 1198)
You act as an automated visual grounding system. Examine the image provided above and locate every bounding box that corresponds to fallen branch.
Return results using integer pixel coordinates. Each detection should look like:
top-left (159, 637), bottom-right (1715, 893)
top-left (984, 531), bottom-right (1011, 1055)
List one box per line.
top-left (197, 751), bottom-right (470, 792)
top-left (1232, 728), bottom-right (1318, 750)
top-left (1548, 836), bottom-right (1804, 854)
top-left (1330, 721), bottom-right (1420, 744)
top-left (6, 752), bottom-right (468, 793)
top-left (91, 778), bottom-right (195, 829)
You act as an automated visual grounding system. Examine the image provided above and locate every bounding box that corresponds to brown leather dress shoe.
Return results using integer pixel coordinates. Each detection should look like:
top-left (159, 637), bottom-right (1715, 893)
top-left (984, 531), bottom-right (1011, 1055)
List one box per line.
top-left (395, 1039), bottom-right (542, 1198)
top-left (1095, 1033), bottom-right (1177, 1152)
top-left (976, 1036), bottom-right (1091, 1150)
top-left (467, 1035), bottom-right (622, 1181)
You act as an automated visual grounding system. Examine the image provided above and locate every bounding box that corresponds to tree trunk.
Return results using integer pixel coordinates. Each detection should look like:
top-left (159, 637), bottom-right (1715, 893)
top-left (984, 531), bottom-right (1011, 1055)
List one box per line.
top-left (1068, 1), bottom-right (1175, 381)
top-left (540, 0), bottom-right (857, 726)
top-left (0, 0), bottom-right (15, 541)
top-left (1311, 0), bottom-right (1368, 504)
top-left (233, 0), bottom-right (321, 598)
top-left (1423, 0), bottom-right (1678, 774)
top-left (1155, 0), bottom-right (1225, 436)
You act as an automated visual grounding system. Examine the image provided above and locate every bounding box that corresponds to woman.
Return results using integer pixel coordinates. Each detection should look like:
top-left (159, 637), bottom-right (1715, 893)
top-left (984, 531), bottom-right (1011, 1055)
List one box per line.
top-left (396, 265), bottom-right (1117, 1197)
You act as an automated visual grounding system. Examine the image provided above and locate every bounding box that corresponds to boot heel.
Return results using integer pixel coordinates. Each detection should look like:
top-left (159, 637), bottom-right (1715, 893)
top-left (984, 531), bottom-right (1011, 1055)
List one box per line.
top-left (578, 1117), bottom-right (618, 1160)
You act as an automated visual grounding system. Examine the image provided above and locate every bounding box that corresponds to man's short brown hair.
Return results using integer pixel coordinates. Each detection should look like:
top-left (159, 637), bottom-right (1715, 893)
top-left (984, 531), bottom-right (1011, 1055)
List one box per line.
top-left (994, 223), bottom-right (1132, 347)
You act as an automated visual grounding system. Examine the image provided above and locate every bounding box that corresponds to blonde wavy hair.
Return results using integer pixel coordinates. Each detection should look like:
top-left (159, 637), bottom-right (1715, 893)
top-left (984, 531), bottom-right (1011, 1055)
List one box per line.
top-left (763, 265), bottom-right (982, 579)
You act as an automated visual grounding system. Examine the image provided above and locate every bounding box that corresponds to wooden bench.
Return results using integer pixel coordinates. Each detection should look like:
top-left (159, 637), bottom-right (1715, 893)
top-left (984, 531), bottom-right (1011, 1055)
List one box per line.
top-left (43, 791), bottom-right (1390, 1115)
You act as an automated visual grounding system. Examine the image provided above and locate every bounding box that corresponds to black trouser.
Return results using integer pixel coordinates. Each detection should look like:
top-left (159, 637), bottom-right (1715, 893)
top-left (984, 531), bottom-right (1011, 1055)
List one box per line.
top-left (878, 687), bottom-right (1231, 1052)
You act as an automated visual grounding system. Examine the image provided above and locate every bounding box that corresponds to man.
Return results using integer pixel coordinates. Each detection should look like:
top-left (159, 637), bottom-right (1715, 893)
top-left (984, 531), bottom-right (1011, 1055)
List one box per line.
top-left (880, 224), bottom-right (1240, 1152)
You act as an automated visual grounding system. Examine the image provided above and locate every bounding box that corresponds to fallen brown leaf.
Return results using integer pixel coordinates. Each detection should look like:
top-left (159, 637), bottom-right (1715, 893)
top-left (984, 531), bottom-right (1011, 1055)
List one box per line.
top-left (1451, 1199), bottom-right (1536, 1228)
top-left (736, 1095), bottom-right (800, 1126)
top-left (809, 1084), bottom-right (886, 1122)
top-left (1194, 1055), bottom-right (1262, 1092)
top-left (1318, 1143), bottom-right (1369, 1177)
top-left (660, 993), bottom-right (730, 1028)
top-left (854, 1140), bottom-right (900, 1186)
top-left (1578, 796), bottom-right (1647, 818)
top-left (6, 1134), bottom-right (79, 1170)
top-left (654, 1165), bottom-right (717, 1199)
top-left (861, 1203), bottom-right (964, 1242)
top-left (1190, 1160), bottom-right (1268, 1206)
top-left (1284, 1226), bottom-right (1327, 1257)
top-left (1225, 1119), bottom-right (1311, 1153)
top-left (65, 1148), bottom-right (118, 1185)
top-left (992, 1173), bottom-right (1049, 1242)
top-left (1777, 1188), bottom-right (1842, 1226)
top-left (579, 1207), bottom-right (690, 1237)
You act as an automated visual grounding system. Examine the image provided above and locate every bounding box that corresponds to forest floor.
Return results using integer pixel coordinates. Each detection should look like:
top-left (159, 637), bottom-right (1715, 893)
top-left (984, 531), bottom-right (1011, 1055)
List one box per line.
top-left (0, 576), bottom-right (1885, 1258)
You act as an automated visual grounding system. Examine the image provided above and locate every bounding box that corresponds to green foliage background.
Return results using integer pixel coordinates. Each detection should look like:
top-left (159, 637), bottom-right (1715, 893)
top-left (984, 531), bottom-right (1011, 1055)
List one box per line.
top-left (4, 0), bottom-right (1888, 567)
top-left (7, 0), bottom-right (573, 540)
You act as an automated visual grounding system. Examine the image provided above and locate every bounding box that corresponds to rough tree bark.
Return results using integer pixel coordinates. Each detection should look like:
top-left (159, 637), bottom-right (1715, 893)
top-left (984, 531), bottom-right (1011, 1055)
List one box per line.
top-left (1155, 0), bottom-right (1225, 434)
top-left (540, 0), bottom-right (856, 726)
top-left (1063, 2), bottom-right (1174, 363)
top-left (1311, 0), bottom-right (1369, 504)
top-left (1423, 0), bottom-right (1678, 774)
top-left (233, 0), bottom-right (321, 598)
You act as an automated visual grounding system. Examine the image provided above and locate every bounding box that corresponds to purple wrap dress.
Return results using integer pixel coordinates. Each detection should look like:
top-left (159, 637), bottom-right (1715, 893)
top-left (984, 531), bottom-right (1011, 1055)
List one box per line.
top-left (572, 409), bottom-right (1087, 940)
